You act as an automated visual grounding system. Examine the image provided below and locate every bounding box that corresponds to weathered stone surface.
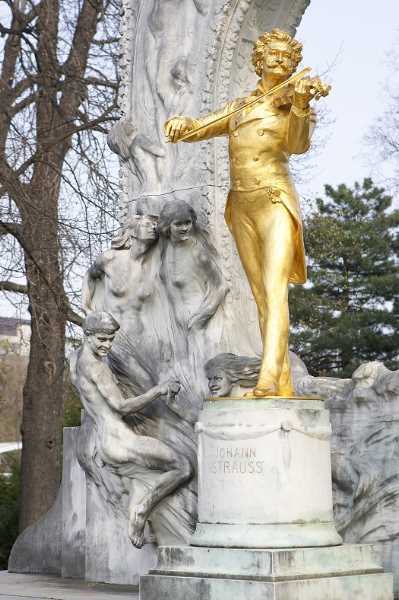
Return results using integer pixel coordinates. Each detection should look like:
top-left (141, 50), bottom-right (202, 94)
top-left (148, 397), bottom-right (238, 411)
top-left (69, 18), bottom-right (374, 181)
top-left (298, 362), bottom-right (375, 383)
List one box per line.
top-left (84, 478), bottom-right (156, 585)
top-left (192, 399), bottom-right (341, 549)
top-left (61, 428), bottom-right (86, 578)
top-left (0, 572), bottom-right (139, 599)
top-left (141, 573), bottom-right (393, 599)
top-left (294, 361), bottom-right (399, 596)
top-left (330, 367), bottom-right (399, 597)
top-left (140, 544), bottom-right (393, 600)
top-left (8, 489), bottom-right (62, 576)
top-left (8, 429), bottom-right (82, 576)
top-left (154, 544), bottom-right (384, 579)
top-left (203, 352), bottom-right (399, 594)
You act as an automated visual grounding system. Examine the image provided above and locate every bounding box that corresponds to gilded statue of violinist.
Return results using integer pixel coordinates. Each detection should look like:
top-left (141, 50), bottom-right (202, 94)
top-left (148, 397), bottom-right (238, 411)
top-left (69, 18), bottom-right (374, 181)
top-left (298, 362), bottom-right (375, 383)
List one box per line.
top-left (164, 29), bottom-right (330, 398)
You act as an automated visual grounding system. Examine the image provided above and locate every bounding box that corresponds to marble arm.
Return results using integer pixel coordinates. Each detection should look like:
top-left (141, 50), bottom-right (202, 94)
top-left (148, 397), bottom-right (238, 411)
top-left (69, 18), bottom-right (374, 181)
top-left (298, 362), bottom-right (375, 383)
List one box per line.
top-left (188, 253), bottom-right (227, 329)
top-left (118, 385), bottom-right (166, 415)
top-left (96, 372), bottom-right (165, 416)
top-left (201, 255), bottom-right (228, 311)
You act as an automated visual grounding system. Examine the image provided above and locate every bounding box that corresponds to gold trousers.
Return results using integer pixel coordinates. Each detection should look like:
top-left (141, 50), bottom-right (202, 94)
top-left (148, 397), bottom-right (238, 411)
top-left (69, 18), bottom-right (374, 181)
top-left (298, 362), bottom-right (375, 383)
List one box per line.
top-left (228, 188), bottom-right (296, 394)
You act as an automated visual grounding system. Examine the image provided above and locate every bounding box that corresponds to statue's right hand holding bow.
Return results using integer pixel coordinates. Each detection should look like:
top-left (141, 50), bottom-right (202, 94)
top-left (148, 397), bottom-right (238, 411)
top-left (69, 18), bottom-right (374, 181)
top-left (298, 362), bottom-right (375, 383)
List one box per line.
top-left (164, 116), bottom-right (195, 143)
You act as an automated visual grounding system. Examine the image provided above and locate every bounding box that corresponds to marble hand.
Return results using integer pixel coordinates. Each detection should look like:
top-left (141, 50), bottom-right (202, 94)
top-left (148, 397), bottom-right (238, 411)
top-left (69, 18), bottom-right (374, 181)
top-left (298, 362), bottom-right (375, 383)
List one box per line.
top-left (164, 116), bottom-right (195, 143)
top-left (168, 379), bottom-right (181, 398)
top-left (158, 379), bottom-right (181, 399)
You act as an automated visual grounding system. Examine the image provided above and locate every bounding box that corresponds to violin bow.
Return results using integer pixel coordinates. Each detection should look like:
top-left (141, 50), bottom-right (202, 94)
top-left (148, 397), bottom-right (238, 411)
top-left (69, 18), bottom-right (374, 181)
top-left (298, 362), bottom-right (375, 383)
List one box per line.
top-left (172, 66), bottom-right (312, 143)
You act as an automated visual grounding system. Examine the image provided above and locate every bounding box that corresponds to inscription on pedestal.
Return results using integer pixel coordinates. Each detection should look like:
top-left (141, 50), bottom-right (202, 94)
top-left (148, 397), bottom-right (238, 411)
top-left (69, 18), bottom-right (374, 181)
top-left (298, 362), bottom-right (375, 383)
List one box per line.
top-left (197, 403), bottom-right (335, 525)
top-left (210, 446), bottom-right (265, 475)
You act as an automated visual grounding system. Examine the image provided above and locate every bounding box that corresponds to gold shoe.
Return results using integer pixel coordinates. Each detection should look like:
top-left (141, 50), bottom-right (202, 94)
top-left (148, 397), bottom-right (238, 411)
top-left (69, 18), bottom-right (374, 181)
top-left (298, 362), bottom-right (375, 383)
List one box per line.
top-left (243, 380), bottom-right (278, 398)
top-left (277, 385), bottom-right (295, 397)
top-left (253, 382), bottom-right (278, 397)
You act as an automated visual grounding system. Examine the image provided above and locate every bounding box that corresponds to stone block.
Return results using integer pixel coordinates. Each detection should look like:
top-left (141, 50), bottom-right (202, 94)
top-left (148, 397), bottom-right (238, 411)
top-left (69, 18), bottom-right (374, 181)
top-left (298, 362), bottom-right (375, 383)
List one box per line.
top-left (7, 427), bottom-right (85, 576)
top-left (85, 479), bottom-right (157, 585)
top-left (192, 399), bottom-right (342, 548)
top-left (61, 427), bottom-right (86, 578)
top-left (140, 544), bottom-right (394, 599)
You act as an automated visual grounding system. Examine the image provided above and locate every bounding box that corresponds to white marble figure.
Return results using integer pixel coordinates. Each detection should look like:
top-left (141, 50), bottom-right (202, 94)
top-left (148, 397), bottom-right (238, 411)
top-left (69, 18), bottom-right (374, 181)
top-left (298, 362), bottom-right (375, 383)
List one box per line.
top-left (204, 353), bottom-right (261, 397)
top-left (204, 351), bottom-right (311, 397)
top-left (82, 212), bottom-right (165, 392)
top-left (107, 119), bottom-right (166, 189)
top-left (75, 199), bottom-right (229, 551)
top-left (82, 214), bottom-right (158, 330)
top-left (159, 199), bottom-right (227, 332)
top-left (69, 312), bottom-right (193, 548)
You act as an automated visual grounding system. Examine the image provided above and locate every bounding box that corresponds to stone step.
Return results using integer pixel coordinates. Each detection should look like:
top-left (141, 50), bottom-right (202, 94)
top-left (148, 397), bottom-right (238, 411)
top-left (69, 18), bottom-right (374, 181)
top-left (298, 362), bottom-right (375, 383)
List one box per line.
top-left (153, 544), bottom-right (384, 580)
top-left (0, 572), bottom-right (139, 600)
top-left (140, 544), bottom-right (394, 600)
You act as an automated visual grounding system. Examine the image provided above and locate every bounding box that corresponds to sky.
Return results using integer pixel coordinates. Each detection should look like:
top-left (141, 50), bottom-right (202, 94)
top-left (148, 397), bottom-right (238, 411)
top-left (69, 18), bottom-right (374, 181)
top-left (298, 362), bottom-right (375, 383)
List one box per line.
top-left (296, 0), bottom-right (398, 200)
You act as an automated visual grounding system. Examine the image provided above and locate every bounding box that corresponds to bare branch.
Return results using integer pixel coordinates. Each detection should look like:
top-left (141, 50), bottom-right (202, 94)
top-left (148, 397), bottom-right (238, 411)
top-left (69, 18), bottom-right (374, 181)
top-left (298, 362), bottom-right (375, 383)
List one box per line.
top-left (0, 222), bottom-right (22, 238)
top-left (67, 308), bottom-right (83, 327)
top-left (60, 0), bottom-right (103, 117)
top-left (82, 76), bottom-right (118, 90)
top-left (8, 91), bottom-right (38, 117)
top-left (0, 280), bottom-right (27, 294)
top-left (0, 280), bottom-right (83, 327)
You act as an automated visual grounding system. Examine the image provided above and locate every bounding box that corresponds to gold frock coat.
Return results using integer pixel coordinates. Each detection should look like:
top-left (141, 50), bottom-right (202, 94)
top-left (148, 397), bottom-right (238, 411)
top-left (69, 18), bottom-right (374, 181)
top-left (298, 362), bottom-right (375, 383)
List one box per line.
top-left (180, 83), bottom-right (315, 285)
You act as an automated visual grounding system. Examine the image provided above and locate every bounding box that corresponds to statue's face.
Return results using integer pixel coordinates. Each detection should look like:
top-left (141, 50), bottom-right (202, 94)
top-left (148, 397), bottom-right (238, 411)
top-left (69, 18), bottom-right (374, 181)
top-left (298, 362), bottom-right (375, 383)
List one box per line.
top-left (207, 370), bottom-right (232, 397)
top-left (262, 40), bottom-right (294, 80)
top-left (130, 215), bottom-right (159, 242)
top-left (87, 332), bottom-right (115, 357)
top-left (170, 217), bottom-right (193, 243)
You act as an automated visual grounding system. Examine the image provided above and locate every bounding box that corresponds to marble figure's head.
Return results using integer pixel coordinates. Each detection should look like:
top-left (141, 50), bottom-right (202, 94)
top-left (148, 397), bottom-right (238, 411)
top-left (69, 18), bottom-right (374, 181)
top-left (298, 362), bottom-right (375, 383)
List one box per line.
top-left (204, 353), bottom-right (261, 397)
top-left (83, 311), bottom-right (120, 357)
top-left (128, 213), bottom-right (159, 242)
top-left (252, 28), bottom-right (302, 80)
top-left (111, 214), bottom-right (159, 249)
top-left (159, 200), bottom-right (197, 243)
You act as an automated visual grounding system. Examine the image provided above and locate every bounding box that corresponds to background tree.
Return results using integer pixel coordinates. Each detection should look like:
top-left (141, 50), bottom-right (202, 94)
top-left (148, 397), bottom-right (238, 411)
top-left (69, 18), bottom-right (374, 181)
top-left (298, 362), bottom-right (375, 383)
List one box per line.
top-left (0, 0), bottom-right (120, 530)
top-left (366, 42), bottom-right (399, 193)
top-left (289, 179), bottom-right (399, 377)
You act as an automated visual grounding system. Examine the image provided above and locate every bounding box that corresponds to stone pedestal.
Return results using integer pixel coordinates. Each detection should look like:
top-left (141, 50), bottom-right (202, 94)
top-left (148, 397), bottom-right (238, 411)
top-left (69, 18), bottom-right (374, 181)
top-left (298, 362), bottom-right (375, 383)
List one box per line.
top-left (192, 399), bottom-right (342, 548)
top-left (141, 544), bottom-right (393, 599)
top-left (140, 399), bottom-right (394, 599)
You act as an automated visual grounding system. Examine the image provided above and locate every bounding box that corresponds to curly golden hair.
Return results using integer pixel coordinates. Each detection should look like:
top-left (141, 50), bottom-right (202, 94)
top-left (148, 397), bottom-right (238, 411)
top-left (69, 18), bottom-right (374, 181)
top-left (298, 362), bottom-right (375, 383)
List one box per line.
top-left (251, 28), bottom-right (302, 77)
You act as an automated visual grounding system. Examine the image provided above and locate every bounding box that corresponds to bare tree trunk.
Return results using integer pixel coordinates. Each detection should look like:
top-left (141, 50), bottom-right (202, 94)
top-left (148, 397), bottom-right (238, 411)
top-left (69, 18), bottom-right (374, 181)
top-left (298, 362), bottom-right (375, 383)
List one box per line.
top-left (0, 0), bottom-right (118, 529)
top-left (19, 188), bottom-right (68, 529)
top-left (20, 278), bottom-right (66, 529)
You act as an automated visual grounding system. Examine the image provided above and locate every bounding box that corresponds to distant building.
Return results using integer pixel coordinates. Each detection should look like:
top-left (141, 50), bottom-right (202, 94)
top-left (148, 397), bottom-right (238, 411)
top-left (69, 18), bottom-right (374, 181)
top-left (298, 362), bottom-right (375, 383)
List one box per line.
top-left (0, 316), bottom-right (81, 356)
top-left (0, 317), bottom-right (31, 355)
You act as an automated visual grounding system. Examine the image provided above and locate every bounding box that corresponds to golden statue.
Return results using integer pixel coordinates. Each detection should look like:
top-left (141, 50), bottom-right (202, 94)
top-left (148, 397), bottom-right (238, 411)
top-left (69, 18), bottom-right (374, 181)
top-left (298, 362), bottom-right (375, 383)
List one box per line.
top-left (164, 29), bottom-right (330, 398)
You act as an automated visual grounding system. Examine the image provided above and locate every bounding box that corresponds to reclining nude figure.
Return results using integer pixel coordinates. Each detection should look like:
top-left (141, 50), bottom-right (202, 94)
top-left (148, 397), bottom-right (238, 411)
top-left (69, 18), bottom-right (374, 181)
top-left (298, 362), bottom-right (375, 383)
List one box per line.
top-left (70, 311), bottom-right (193, 548)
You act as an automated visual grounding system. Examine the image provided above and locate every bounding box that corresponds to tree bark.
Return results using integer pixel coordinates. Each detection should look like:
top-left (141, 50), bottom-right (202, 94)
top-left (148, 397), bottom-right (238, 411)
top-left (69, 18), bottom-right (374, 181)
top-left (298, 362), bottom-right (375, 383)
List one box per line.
top-left (18, 181), bottom-right (68, 529)
top-left (0, 0), bottom-right (113, 529)
top-left (19, 263), bottom-right (67, 529)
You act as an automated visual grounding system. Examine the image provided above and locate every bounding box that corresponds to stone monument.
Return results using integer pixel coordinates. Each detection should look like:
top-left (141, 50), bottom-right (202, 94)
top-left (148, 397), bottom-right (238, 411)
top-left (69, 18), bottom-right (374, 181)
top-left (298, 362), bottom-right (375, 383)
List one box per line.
top-left (8, 1), bottom-right (398, 597)
top-left (141, 402), bottom-right (392, 598)
top-left (140, 21), bottom-right (393, 600)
